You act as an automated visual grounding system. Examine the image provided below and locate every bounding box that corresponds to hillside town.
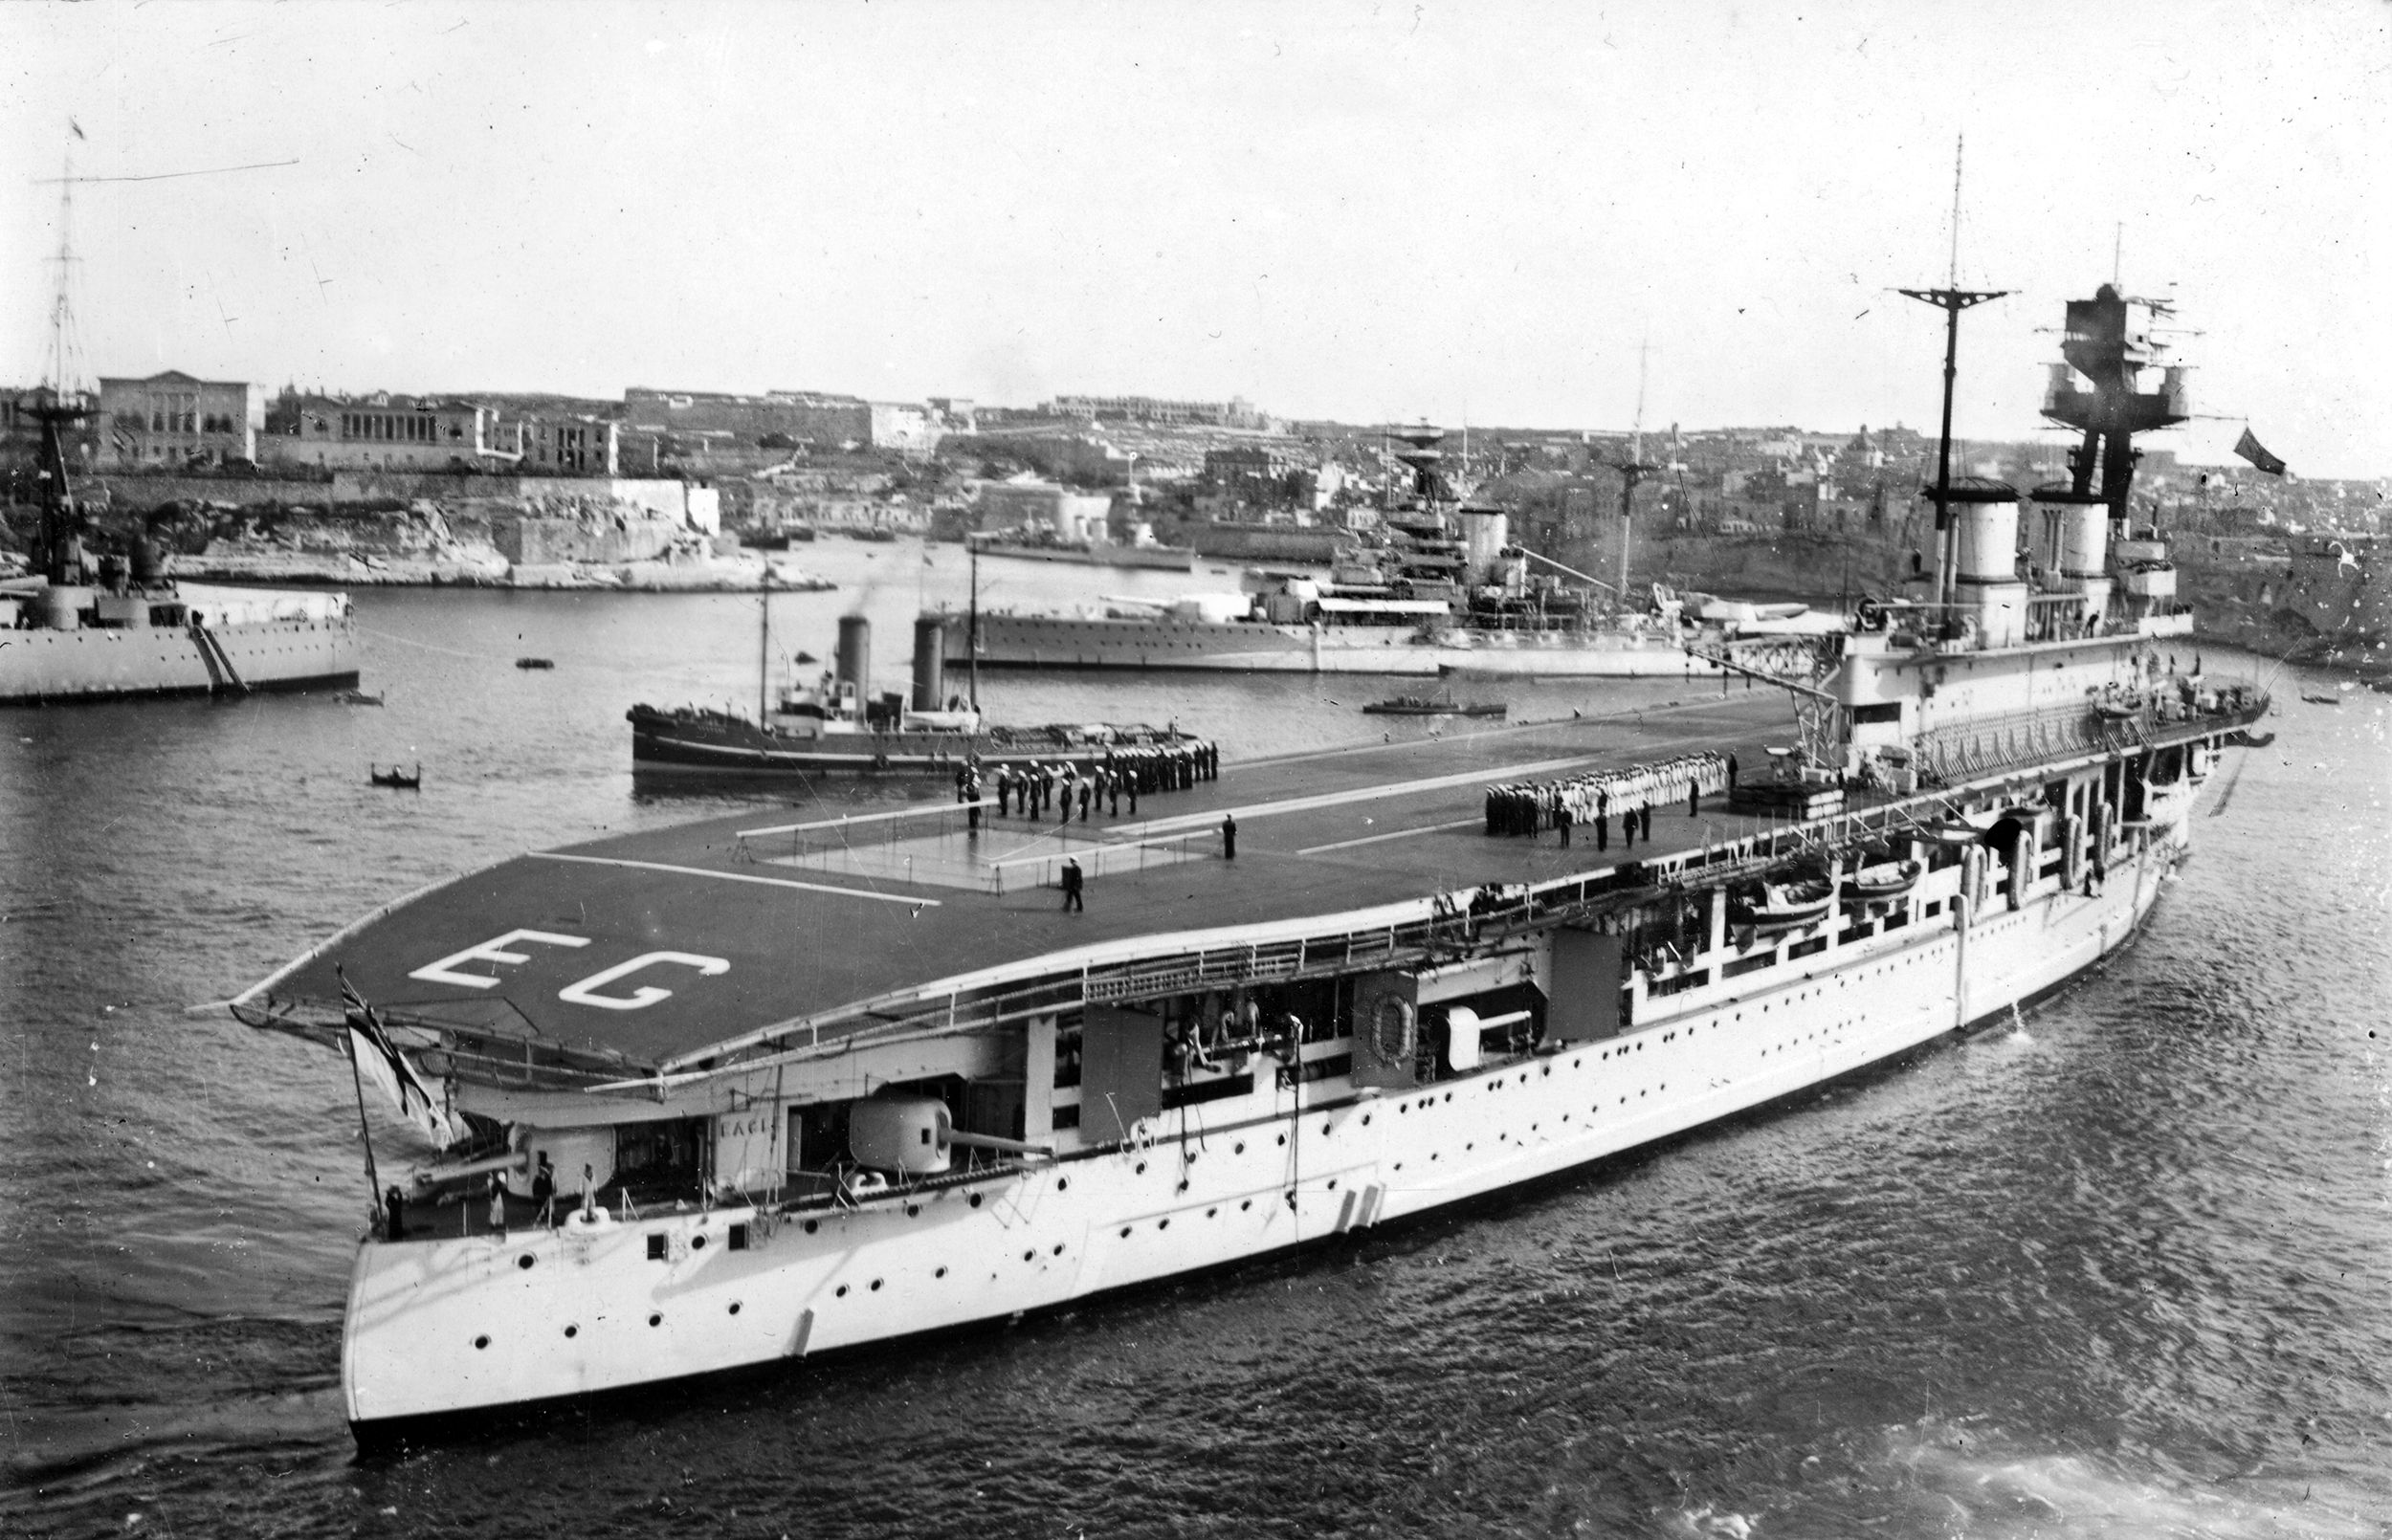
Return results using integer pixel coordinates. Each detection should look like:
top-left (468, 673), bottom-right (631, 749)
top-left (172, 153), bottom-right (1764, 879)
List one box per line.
top-left (3, 366), bottom-right (2385, 615)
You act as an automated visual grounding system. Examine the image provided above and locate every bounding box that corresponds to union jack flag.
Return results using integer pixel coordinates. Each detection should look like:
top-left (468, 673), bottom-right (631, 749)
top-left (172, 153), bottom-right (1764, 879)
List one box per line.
top-left (340, 969), bottom-right (456, 1147)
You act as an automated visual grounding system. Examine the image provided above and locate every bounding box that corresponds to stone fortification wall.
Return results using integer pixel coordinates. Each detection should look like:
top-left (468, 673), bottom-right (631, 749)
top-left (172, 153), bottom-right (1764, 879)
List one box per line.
top-left (82, 471), bottom-right (701, 527)
top-left (491, 513), bottom-right (678, 566)
top-left (88, 473), bottom-right (333, 513)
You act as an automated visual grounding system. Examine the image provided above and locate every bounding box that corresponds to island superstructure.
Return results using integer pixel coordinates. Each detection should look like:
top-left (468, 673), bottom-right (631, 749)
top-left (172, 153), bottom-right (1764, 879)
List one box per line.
top-left (234, 284), bottom-right (2267, 1441)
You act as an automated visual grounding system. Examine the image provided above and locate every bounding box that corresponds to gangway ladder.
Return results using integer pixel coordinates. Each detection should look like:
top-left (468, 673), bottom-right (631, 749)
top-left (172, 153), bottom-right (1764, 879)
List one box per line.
top-left (190, 620), bottom-right (249, 695)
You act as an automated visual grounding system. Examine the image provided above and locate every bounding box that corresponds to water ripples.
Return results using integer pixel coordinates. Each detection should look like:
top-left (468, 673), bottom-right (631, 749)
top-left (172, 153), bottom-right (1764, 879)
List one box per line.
top-left (3, 582), bottom-right (2387, 1535)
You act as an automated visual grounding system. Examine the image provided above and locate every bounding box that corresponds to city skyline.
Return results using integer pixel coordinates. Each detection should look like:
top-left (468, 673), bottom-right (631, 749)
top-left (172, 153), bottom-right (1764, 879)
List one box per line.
top-left (6, 1), bottom-right (2386, 478)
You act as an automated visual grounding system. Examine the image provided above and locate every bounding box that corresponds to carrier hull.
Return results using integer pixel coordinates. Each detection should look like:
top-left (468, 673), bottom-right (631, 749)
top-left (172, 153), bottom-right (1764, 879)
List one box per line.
top-left (340, 808), bottom-right (2183, 1432)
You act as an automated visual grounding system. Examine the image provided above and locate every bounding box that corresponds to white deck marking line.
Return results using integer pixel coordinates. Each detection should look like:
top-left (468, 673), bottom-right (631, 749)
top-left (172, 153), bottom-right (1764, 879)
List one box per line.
top-left (1296, 817), bottom-right (1485, 855)
top-left (1127, 753), bottom-right (1607, 835)
top-left (738, 801), bottom-right (982, 840)
top-left (530, 851), bottom-right (941, 906)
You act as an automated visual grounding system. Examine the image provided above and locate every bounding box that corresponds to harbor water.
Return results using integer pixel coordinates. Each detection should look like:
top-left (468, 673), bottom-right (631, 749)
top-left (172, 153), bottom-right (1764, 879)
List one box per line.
top-left (4, 539), bottom-right (2388, 1538)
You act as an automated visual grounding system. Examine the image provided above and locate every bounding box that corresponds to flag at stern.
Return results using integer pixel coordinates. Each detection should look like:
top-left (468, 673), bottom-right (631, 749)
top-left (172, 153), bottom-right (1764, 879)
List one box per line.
top-left (341, 972), bottom-right (456, 1147)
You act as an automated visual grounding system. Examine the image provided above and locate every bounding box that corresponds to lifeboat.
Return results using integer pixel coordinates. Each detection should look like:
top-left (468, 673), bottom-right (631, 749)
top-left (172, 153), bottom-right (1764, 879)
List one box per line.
top-left (1843, 858), bottom-right (1924, 907)
top-left (1731, 877), bottom-right (1835, 935)
top-left (2093, 688), bottom-right (2144, 721)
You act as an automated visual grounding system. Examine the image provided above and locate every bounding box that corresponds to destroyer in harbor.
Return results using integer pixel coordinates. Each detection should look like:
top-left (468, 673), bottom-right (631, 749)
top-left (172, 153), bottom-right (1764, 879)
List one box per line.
top-left (235, 284), bottom-right (2266, 1441)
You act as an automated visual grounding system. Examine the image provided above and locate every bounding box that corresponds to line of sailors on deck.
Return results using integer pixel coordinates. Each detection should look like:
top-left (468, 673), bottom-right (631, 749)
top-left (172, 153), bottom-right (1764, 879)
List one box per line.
top-left (960, 739), bottom-right (1220, 823)
top-left (1485, 750), bottom-right (1733, 847)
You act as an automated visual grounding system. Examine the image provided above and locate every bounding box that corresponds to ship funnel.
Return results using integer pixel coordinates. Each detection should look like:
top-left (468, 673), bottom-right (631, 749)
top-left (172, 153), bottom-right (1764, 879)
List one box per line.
top-left (836, 615), bottom-right (871, 693)
top-left (1941, 478), bottom-right (2026, 648)
top-left (911, 615), bottom-right (946, 709)
top-left (1458, 503), bottom-right (1509, 582)
top-left (2031, 486), bottom-right (2115, 631)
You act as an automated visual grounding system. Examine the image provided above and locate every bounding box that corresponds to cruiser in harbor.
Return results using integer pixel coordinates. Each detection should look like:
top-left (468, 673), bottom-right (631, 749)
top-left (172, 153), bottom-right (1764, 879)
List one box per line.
top-left (3, 392), bottom-right (359, 705)
top-left (235, 284), bottom-right (2266, 1442)
top-left (930, 425), bottom-right (1719, 678)
top-left (3, 166), bottom-right (359, 706)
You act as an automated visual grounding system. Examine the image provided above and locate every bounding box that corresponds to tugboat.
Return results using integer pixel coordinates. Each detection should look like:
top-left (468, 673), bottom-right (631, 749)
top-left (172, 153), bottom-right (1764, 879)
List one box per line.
top-left (234, 279), bottom-right (2268, 1444)
top-left (626, 615), bottom-right (1212, 775)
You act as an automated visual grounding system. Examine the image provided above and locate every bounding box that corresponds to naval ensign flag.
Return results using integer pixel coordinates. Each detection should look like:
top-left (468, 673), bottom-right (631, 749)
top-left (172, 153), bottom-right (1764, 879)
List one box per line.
top-left (341, 974), bottom-right (456, 1147)
top-left (2233, 427), bottom-right (2289, 477)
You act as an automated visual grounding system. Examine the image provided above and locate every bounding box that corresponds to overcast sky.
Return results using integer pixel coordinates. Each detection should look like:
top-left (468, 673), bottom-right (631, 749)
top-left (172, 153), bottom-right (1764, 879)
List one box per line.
top-left (5, 2), bottom-right (2386, 477)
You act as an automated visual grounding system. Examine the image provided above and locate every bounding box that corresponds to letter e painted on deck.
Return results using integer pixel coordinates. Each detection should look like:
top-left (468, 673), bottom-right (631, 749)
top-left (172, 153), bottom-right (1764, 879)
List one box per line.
top-left (408, 929), bottom-right (590, 990)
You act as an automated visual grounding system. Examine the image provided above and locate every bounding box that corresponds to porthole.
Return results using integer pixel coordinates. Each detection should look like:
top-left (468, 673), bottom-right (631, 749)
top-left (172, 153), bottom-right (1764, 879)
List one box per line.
top-left (1235, 1142), bottom-right (1246, 1155)
top-left (1277, 1133), bottom-right (1287, 1146)
top-left (1207, 1207), bottom-right (1217, 1218)
top-left (1024, 1249), bottom-right (1035, 1263)
top-left (1159, 1218), bottom-right (1170, 1230)
top-left (1178, 1179), bottom-right (1189, 1193)
top-left (905, 1204), bottom-right (919, 1218)
top-left (691, 1233), bottom-right (707, 1250)
top-left (1362, 1113), bottom-right (1371, 1126)
top-left (805, 1219), bottom-right (820, 1234)
top-left (870, 1279), bottom-right (882, 1292)
top-left (730, 1301), bottom-right (742, 1314)
top-left (1573, 1058), bottom-right (1583, 1068)
top-left (1120, 1226), bottom-right (1132, 1239)
top-left (474, 1334), bottom-right (490, 1351)
top-left (648, 1313), bottom-right (662, 1328)
top-left (969, 1193), bottom-right (983, 1208)
top-left (935, 1265), bottom-right (948, 1279)
top-left (1057, 1177), bottom-right (1069, 1191)
top-left (517, 1254), bottom-right (536, 1270)
top-left (1052, 1243), bottom-right (1064, 1256)
top-left (564, 1325), bottom-right (578, 1338)
top-left (1328, 1178), bottom-right (1339, 1190)
top-left (1136, 1161), bottom-right (1147, 1175)
top-left (836, 1284), bottom-right (849, 1297)
top-left (1241, 1199), bottom-right (1252, 1211)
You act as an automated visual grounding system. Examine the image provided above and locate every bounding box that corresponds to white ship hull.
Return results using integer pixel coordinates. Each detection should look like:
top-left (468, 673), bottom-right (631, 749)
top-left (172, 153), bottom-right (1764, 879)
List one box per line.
top-left (342, 796), bottom-right (2187, 1432)
top-left (941, 612), bottom-right (1721, 678)
top-left (0, 612), bottom-right (360, 704)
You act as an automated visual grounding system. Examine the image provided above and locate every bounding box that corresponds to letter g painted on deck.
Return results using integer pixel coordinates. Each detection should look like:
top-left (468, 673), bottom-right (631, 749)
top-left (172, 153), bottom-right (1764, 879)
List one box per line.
top-left (557, 951), bottom-right (731, 1011)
